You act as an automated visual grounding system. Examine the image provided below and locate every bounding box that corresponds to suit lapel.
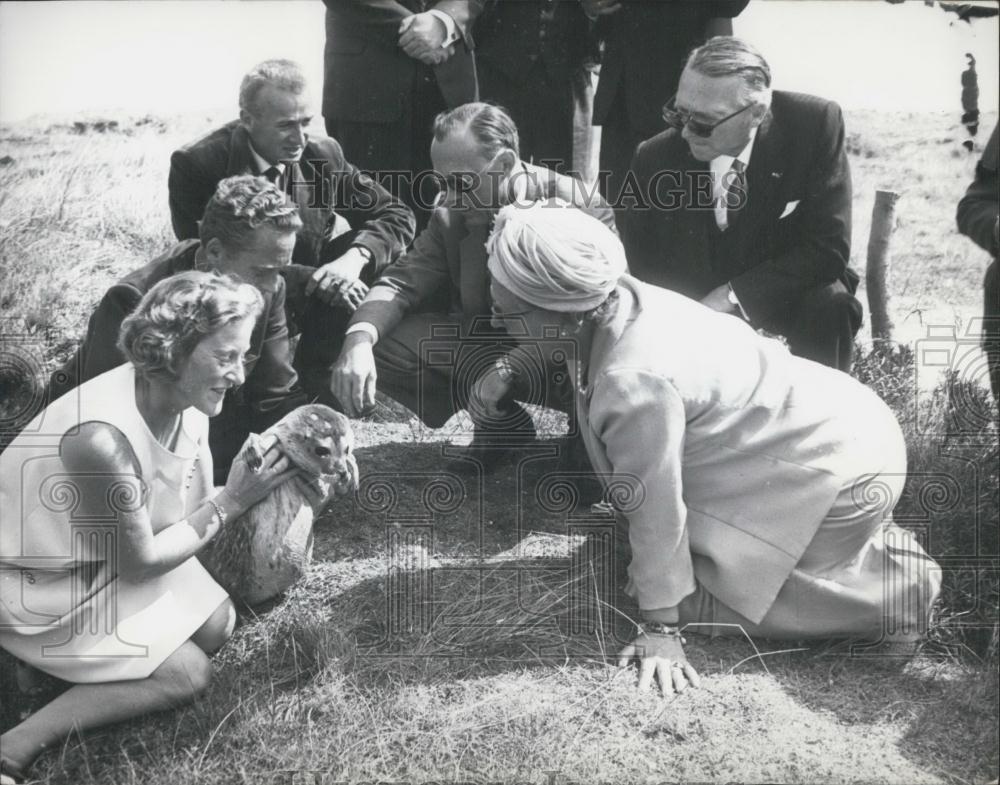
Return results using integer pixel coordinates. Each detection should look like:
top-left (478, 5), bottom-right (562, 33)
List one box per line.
top-left (458, 218), bottom-right (491, 316)
top-left (676, 146), bottom-right (715, 287)
top-left (742, 111), bottom-right (784, 236)
top-left (227, 124), bottom-right (257, 176)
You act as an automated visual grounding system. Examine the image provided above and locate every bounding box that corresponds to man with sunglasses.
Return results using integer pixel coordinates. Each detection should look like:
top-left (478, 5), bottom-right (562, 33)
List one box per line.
top-left (623, 36), bottom-right (862, 372)
top-left (330, 102), bottom-right (615, 466)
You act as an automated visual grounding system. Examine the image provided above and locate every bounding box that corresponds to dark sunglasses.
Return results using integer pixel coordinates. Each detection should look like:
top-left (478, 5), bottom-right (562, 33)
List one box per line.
top-left (662, 96), bottom-right (755, 138)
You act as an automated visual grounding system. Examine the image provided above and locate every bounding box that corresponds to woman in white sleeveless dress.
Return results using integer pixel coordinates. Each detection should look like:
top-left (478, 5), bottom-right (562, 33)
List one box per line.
top-left (0, 271), bottom-right (302, 783)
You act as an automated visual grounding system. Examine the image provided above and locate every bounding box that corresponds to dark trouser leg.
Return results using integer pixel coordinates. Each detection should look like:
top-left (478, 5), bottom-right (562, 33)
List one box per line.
top-left (278, 263), bottom-right (357, 410)
top-left (598, 91), bottom-right (648, 234)
top-left (478, 62), bottom-right (575, 174)
top-left (293, 300), bottom-right (354, 409)
top-left (326, 66), bottom-right (444, 233)
top-left (984, 258), bottom-right (1000, 403)
top-left (371, 313), bottom-right (471, 428)
top-left (372, 313), bottom-right (573, 430)
top-left (777, 280), bottom-right (864, 373)
top-left (209, 397), bottom-right (252, 486)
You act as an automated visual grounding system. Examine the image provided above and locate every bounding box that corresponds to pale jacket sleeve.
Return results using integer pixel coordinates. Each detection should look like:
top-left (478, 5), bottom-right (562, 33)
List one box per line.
top-left (588, 369), bottom-right (697, 610)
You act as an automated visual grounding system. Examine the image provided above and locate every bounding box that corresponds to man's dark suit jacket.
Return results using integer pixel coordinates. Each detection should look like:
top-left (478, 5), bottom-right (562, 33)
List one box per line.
top-left (168, 121), bottom-right (415, 270)
top-left (48, 240), bottom-right (306, 432)
top-left (956, 122), bottom-right (999, 400)
top-left (624, 90), bottom-right (857, 330)
top-left (592, 0), bottom-right (749, 141)
top-left (475, 0), bottom-right (589, 89)
top-left (958, 123), bottom-right (999, 258)
top-left (322, 0), bottom-right (483, 126)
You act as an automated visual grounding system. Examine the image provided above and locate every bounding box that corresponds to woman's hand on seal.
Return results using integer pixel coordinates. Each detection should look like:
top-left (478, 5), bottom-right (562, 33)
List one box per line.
top-left (219, 434), bottom-right (299, 515)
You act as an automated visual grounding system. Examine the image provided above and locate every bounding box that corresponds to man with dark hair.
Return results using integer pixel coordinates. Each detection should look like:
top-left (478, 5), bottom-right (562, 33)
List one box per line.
top-left (49, 175), bottom-right (307, 483)
top-left (331, 103), bottom-right (615, 464)
top-left (169, 59), bottom-right (416, 400)
top-left (957, 122), bottom-right (999, 402)
top-left (624, 36), bottom-right (862, 372)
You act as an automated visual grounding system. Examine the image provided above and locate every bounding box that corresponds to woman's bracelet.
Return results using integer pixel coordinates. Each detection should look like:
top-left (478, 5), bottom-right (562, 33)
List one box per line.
top-left (207, 497), bottom-right (229, 529)
top-left (637, 620), bottom-right (685, 642)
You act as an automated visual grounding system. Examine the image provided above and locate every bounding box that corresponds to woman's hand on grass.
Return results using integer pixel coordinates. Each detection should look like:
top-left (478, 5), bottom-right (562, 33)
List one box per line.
top-left (617, 630), bottom-right (701, 696)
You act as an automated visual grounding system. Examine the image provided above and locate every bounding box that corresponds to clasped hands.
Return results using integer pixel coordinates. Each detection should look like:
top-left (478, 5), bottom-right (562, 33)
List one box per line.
top-left (305, 247), bottom-right (369, 311)
top-left (398, 12), bottom-right (455, 66)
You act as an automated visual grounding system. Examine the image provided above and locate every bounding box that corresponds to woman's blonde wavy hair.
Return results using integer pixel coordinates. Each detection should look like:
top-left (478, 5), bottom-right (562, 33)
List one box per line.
top-left (118, 270), bottom-right (263, 379)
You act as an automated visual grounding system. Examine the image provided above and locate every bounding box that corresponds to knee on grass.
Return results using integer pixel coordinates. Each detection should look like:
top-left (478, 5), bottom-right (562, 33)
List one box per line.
top-left (192, 598), bottom-right (237, 655)
top-left (153, 644), bottom-right (215, 703)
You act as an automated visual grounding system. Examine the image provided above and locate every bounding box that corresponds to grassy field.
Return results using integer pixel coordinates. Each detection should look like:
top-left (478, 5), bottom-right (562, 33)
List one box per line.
top-left (0, 109), bottom-right (998, 785)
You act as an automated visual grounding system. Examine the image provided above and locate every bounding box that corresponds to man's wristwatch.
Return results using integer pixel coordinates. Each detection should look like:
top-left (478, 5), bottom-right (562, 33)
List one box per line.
top-left (353, 245), bottom-right (374, 266)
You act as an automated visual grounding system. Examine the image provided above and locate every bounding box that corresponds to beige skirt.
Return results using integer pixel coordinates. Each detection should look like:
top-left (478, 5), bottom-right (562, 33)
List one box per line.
top-left (0, 556), bottom-right (228, 683)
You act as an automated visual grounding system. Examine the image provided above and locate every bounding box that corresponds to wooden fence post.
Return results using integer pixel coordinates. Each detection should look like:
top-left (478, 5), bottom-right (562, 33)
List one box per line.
top-left (866, 189), bottom-right (901, 344)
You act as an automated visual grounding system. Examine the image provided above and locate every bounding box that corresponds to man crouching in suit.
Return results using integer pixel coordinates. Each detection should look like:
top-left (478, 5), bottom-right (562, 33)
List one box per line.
top-left (331, 102), bottom-right (615, 470)
top-left (623, 36), bottom-right (863, 372)
top-left (169, 59), bottom-right (416, 403)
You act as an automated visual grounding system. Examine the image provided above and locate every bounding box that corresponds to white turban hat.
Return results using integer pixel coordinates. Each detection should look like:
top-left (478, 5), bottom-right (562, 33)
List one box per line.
top-left (486, 201), bottom-right (627, 312)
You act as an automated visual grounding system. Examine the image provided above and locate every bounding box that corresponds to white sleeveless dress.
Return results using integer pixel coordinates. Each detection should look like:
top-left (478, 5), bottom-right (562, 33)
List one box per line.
top-left (0, 363), bottom-right (229, 682)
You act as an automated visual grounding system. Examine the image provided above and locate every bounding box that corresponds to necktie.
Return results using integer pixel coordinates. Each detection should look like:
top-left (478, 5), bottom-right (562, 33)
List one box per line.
top-left (726, 159), bottom-right (747, 228)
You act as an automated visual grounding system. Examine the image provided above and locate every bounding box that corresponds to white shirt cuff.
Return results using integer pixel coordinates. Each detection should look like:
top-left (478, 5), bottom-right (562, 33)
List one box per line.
top-left (345, 322), bottom-right (380, 343)
top-left (427, 9), bottom-right (460, 47)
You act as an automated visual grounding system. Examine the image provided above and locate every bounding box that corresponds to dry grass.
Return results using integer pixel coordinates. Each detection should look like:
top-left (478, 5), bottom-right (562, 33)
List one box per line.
top-left (1, 110), bottom-right (998, 784)
top-left (848, 110), bottom-right (998, 351)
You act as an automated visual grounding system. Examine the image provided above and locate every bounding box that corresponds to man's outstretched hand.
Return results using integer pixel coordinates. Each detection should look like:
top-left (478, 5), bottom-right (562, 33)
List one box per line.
top-left (330, 333), bottom-right (378, 418)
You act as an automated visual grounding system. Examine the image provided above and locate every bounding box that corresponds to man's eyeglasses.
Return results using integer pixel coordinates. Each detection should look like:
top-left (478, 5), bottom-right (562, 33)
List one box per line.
top-left (661, 96), bottom-right (755, 138)
top-left (441, 150), bottom-right (506, 194)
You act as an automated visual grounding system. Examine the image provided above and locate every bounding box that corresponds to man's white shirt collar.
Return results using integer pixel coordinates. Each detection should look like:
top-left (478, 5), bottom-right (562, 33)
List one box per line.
top-left (710, 127), bottom-right (758, 230)
top-left (709, 126), bottom-right (758, 183)
top-left (248, 142), bottom-right (286, 176)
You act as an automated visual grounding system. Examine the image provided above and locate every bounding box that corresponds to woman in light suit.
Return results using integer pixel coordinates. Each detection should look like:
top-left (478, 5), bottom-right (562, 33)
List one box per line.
top-left (483, 203), bottom-right (940, 696)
